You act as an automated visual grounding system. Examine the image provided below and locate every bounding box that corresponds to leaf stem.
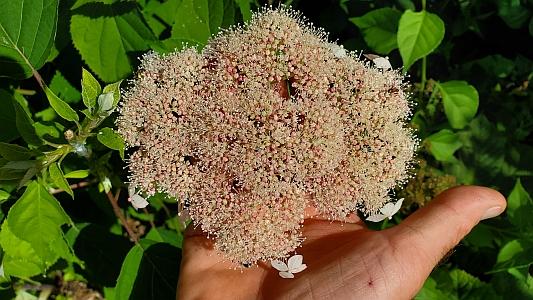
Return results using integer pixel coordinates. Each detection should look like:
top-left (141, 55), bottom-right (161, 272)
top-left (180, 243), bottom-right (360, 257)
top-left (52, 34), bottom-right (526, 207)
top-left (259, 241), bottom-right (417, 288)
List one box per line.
top-left (106, 189), bottom-right (139, 243)
top-left (421, 0), bottom-right (426, 10)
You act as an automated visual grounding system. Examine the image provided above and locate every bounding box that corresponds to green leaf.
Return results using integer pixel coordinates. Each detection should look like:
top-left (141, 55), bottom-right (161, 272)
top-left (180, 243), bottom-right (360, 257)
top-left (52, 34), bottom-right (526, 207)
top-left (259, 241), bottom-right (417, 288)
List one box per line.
top-left (497, 0), bottom-right (532, 29)
top-left (234, 0), bottom-right (251, 22)
top-left (507, 179), bottom-right (533, 229)
top-left (0, 0), bottom-right (59, 78)
top-left (0, 143), bottom-right (33, 161)
top-left (491, 239), bottom-right (533, 273)
top-left (436, 81), bottom-right (479, 129)
top-left (0, 189), bottom-right (9, 201)
top-left (64, 169), bottom-right (89, 179)
top-left (103, 80), bottom-right (122, 107)
top-left (6, 181), bottom-right (73, 265)
top-left (49, 163), bottom-right (73, 198)
top-left (13, 100), bottom-right (41, 146)
top-left (350, 8), bottom-right (402, 55)
top-left (115, 240), bottom-right (180, 300)
top-left (65, 223), bottom-right (132, 287)
top-left (44, 87), bottom-right (79, 123)
top-left (49, 71), bottom-right (82, 104)
top-left (71, 1), bottom-right (155, 82)
top-left (81, 68), bottom-right (101, 110)
top-left (145, 228), bottom-right (183, 248)
top-left (426, 129), bottom-right (462, 162)
top-left (397, 10), bottom-right (445, 71)
top-left (0, 89), bottom-right (20, 142)
top-left (97, 128), bottom-right (125, 159)
top-left (0, 220), bottom-right (45, 278)
top-left (170, 0), bottom-right (226, 47)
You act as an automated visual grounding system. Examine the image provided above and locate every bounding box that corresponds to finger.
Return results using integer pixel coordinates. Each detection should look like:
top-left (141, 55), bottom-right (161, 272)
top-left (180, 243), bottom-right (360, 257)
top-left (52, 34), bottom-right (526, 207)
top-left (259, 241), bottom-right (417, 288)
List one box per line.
top-left (385, 186), bottom-right (506, 289)
top-left (304, 205), bottom-right (361, 224)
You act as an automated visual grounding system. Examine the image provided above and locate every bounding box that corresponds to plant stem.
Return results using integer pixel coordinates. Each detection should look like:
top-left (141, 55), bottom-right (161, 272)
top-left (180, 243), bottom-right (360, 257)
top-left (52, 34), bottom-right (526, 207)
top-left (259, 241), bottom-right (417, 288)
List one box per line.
top-left (419, 56), bottom-right (427, 100)
top-left (106, 189), bottom-right (139, 243)
top-left (422, 0), bottom-right (426, 10)
top-left (49, 180), bottom-right (94, 194)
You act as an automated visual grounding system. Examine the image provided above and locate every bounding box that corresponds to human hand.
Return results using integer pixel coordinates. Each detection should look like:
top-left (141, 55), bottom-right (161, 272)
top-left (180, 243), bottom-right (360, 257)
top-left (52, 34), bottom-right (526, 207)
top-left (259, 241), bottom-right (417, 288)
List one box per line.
top-left (177, 186), bottom-right (506, 299)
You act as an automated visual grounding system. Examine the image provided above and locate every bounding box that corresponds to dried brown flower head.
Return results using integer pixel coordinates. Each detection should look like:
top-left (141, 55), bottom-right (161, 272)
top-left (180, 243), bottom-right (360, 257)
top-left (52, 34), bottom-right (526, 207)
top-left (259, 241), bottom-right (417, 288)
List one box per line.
top-left (117, 7), bottom-right (417, 264)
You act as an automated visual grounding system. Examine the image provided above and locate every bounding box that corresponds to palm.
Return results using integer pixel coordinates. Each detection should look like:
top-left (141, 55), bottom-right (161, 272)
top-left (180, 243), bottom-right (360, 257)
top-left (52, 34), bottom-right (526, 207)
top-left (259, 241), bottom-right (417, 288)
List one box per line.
top-left (177, 186), bottom-right (506, 300)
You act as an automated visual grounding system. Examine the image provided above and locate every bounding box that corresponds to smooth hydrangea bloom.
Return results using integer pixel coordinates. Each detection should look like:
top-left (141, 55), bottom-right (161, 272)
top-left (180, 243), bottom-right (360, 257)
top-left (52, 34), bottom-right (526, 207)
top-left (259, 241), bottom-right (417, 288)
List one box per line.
top-left (117, 7), bottom-right (417, 265)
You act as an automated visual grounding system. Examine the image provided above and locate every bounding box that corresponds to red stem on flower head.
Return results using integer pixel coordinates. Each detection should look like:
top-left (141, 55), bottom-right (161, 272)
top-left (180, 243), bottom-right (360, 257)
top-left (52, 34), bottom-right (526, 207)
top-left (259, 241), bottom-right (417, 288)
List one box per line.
top-left (275, 79), bottom-right (290, 99)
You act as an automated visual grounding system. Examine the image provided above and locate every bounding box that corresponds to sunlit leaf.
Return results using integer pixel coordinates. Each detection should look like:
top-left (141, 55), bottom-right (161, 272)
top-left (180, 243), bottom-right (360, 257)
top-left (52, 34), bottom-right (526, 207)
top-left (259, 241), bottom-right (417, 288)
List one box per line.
top-left (436, 81), bottom-right (479, 129)
top-left (426, 129), bottom-right (462, 162)
top-left (507, 179), bottom-right (533, 230)
top-left (44, 87), bottom-right (79, 122)
top-left (49, 162), bottom-right (74, 198)
top-left (81, 68), bottom-right (102, 110)
top-left (6, 181), bottom-right (74, 266)
top-left (71, 0), bottom-right (155, 82)
top-left (397, 10), bottom-right (444, 71)
top-left (97, 127), bottom-right (125, 159)
top-left (0, 0), bottom-right (59, 78)
top-left (350, 8), bottom-right (401, 55)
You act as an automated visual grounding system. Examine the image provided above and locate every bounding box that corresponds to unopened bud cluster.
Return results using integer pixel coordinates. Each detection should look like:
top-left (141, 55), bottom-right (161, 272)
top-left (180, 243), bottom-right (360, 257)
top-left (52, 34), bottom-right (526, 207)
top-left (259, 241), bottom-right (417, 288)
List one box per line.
top-left (117, 7), bottom-right (417, 264)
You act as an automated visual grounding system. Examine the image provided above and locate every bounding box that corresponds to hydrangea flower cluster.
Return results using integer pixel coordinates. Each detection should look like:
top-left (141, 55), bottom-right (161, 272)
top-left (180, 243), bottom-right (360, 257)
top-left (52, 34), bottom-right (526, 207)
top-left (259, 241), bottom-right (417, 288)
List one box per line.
top-left (117, 7), bottom-right (417, 265)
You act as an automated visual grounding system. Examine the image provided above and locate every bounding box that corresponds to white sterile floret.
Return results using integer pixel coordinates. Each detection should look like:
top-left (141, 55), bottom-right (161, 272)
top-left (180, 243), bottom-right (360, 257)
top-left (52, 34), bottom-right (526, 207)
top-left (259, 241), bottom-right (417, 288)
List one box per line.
top-left (128, 185), bottom-right (149, 209)
top-left (327, 43), bottom-right (347, 58)
top-left (366, 198), bottom-right (404, 222)
top-left (372, 56), bottom-right (392, 70)
top-left (271, 254), bottom-right (307, 279)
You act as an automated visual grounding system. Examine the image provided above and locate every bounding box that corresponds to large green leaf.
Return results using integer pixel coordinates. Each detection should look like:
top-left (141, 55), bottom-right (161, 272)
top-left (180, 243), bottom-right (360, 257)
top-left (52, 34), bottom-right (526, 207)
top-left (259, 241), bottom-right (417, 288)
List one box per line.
top-left (170, 0), bottom-right (228, 47)
top-left (0, 0), bottom-right (59, 78)
top-left (426, 129), bottom-right (462, 162)
top-left (0, 143), bottom-right (33, 161)
top-left (417, 267), bottom-right (501, 300)
top-left (507, 179), bottom-right (533, 230)
top-left (397, 10), bottom-right (444, 71)
top-left (145, 227), bottom-right (183, 248)
top-left (13, 99), bottom-right (41, 146)
top-left (115, 239), bottom-right (180, 300)
top-left (49, 71), bottom-right (82, 104)
top-left (6, 181), bottom-right (74, 265)
top-left (437, 81), bottom-right (479, 129)
top-left (71, 0), bottom-right (155, 82)
top-left (0, 220), bottom-right (45, 278)
top-left (0, 89), bottom-right (20, 142)
top-left (350, 8), bottom-right (402, 55)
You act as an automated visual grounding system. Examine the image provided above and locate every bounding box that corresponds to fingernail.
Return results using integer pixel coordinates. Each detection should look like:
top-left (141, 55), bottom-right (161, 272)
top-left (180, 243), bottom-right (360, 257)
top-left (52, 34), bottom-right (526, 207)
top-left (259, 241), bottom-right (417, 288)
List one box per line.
top-left (481, 206), bottom-right (503, 220)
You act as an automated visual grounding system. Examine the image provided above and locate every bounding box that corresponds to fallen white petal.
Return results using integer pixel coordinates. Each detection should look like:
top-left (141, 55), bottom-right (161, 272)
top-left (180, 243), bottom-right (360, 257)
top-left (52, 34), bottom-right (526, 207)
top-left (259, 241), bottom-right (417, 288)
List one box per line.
top-left (279, 271), bottom-right (295, 279)
top-left (287, 255), bottom-right (303, 270)
top-left (373, 57), bottom-right (392, 70)
top-left (290, 264), bottom-right (307, 274)
top-left (130, 194), bottom-right (149, 209)
top-left (380, 203), bottom-right (396, 216)
top-left (271, 260), bottom-right (289, 272)
top-left (366, 213), bottom-right (387, 222)
top-left (128, 185), bottom-right (135, 197)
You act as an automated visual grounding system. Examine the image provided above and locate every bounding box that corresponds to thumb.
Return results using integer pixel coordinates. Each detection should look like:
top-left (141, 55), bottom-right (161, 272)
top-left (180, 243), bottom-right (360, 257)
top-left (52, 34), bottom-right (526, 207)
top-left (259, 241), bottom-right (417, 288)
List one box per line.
top-left (386, 186), bottom-right (506, 290)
